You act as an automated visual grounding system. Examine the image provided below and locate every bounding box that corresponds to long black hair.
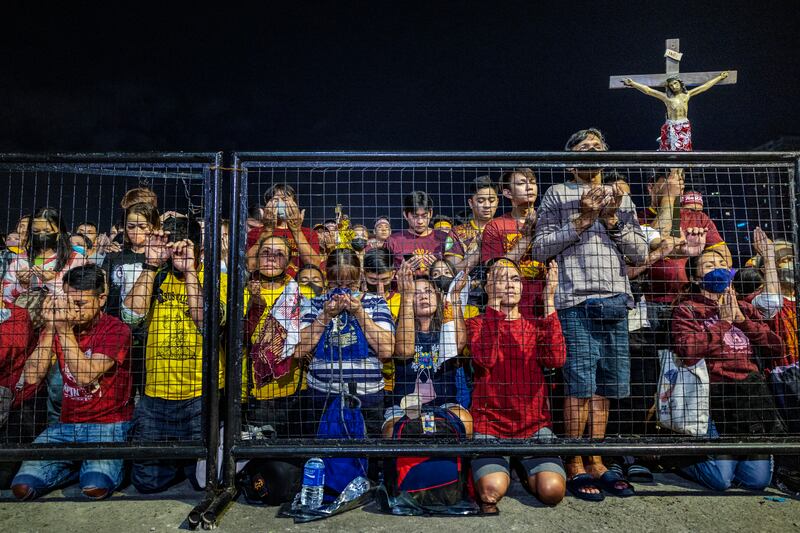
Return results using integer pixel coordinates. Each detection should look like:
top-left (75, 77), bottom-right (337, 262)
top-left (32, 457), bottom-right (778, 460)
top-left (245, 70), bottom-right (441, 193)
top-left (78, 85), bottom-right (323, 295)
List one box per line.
top-left (27, 207), bottom-right (72, 272)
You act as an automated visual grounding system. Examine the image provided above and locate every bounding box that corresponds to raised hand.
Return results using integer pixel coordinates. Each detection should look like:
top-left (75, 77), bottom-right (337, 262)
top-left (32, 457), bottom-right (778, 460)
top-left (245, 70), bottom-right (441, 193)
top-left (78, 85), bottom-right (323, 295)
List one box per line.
top-left (261, 199), bottom-right (278, 230)
top-left (520, 207), bottom-right (538, 236)
top-left (170, 239), bottom-right (196, 273)
top-left (752, 226), bottom-right (773, 257)
top-left (680, 227), bottom-right (708, 257)
top-left (284, 197), bottom-right (305, 232)
top-left (144, 230), bottom-right (171, 267)
top-left (579, 187), bottom-right (609, 220)
top-left (600, 183), bottom-right (624, 220)
top-left (545, 260), bottom-right (559, 298)
top-left (396, 263), bottom-right (415, 294)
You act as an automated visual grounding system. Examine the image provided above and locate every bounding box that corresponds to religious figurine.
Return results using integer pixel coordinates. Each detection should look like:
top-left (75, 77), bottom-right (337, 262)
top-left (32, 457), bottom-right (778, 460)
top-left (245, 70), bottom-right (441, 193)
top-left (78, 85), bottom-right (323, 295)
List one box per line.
top-left (622, 71), bottom-right (728, 151)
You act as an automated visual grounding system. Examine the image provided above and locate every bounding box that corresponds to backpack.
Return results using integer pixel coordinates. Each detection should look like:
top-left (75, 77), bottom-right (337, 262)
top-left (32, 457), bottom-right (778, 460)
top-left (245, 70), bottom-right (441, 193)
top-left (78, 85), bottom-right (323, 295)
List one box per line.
top-left (236, 458), bottom-right (304, 506)
top-left (316, 393), bottom-right (368, 503)
top-left (385, 406), bottom-right (468, 507)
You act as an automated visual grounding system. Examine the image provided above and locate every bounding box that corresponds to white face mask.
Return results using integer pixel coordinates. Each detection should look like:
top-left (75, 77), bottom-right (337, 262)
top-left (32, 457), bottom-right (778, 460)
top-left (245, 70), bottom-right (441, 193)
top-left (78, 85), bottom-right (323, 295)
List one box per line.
top-left (0, 307), bottom-right (11, 324)
top-left (751, 292), bottom-right (784, 319)
top-left (219, 261), bottom-right (228, 274)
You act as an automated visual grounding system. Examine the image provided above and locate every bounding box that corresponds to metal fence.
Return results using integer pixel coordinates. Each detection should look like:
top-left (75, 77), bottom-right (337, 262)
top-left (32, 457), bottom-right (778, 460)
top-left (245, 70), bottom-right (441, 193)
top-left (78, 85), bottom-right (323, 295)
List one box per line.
top-left (2, 150), bottom-right (800, 527)
top-left (0, 152), bottom-right (222, 480)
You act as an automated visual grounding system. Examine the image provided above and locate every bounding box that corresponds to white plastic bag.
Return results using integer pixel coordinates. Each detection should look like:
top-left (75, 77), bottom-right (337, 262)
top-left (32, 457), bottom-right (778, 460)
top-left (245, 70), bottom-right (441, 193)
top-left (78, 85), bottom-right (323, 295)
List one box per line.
top-left (656, 349), bottom-right (710, 436)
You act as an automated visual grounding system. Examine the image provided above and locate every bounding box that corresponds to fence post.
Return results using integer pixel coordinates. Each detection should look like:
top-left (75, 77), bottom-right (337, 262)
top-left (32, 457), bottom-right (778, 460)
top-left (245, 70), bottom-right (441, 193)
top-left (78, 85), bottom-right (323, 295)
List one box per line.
top-left (201, 153), bottom-right (223, 489)
top-left (222, 155), bottom-right (247, 489)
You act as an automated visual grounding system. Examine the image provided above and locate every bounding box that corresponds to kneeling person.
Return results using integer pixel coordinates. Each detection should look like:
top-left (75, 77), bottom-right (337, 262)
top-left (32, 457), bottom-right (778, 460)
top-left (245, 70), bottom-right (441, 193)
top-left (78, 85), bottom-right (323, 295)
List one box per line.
top-left (12, 265), bottom-right (132, 500)
top-left (466, 259), bottom-right (566, 512)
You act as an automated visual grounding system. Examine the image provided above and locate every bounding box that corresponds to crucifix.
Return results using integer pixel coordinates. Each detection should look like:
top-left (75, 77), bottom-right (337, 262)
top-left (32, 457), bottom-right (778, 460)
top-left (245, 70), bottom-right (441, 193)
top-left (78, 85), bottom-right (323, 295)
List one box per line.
top-left (610, 38), bottom-right (737, 152)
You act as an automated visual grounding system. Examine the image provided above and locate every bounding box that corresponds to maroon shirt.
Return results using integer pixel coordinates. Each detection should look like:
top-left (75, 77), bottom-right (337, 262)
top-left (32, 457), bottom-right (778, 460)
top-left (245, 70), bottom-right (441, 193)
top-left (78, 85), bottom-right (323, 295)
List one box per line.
top-left (53, 314), bottom-right (133, 423)
top-left (672, 293), bottom-right (784, 383)
top-left (0, 304), bottom-right (36, 406)
top-left (637, 207), bottom-right (725, 303)
top-left (384, 229), bottom-right (447, 273)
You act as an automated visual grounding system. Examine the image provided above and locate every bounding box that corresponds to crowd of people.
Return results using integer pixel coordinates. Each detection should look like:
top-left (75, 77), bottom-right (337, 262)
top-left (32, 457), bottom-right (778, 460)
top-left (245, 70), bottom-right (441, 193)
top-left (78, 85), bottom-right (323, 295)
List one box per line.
top-left (0, 128), bottom-right (796, 511)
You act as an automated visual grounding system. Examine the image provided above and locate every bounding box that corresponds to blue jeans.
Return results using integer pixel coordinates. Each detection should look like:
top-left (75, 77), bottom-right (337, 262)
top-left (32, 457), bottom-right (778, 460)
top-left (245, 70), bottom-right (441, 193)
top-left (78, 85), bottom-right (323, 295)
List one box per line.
top-left (129, 395), bottom-right (203, 493)
top-left (684, 456), bottom-right (773, 491)
top-left (12, 421), bottom-right (131, 497)
top-left (683, 421), bottom-right (773, 491)
top-left (558, 300), bottom-right (630, 399)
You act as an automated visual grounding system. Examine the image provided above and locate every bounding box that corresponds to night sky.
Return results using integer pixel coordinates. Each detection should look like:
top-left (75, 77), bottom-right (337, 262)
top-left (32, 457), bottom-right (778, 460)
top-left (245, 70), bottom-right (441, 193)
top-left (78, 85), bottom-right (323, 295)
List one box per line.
top-left (1, 2), bottom-right (798, 153)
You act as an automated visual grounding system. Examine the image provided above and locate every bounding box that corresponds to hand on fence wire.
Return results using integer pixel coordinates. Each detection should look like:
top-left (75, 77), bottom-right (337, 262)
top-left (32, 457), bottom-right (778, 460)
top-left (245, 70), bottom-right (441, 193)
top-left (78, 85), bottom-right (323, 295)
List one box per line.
top-left (144, 230), bottom-right (171, 267)
top-left (170, 239), bottom-right (196, 273)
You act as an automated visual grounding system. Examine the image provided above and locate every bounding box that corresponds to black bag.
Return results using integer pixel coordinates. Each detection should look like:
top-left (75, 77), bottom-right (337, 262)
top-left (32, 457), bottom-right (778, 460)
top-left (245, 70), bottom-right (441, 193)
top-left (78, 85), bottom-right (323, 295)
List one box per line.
top-left (769, 363), bottom-right (800, 433)
top-left (236, 459), bottom-right (303, 506)
top-left (710, 372), bottom-right (781, 436)
top-left (383, 407), bottom-right (468, 509)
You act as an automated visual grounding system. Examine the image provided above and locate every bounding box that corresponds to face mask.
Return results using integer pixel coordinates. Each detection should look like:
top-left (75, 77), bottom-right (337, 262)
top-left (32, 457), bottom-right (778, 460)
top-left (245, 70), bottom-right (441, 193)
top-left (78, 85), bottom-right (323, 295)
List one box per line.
top-left (468, 285), bottom-right (488, 308)
top-left (351, 238), bottom-right (367, 252)
top-left (72, 245), bottom-right (86, 256)
top-left (700, 268), bottom-right (733, 294)
top-left (32, 232), bottom-right (59, 251)
top-left (432, 276), bottom-right (453, 293)
top-left (0, 307), bottom-right (10, 324)
top-left (365, 282), bottom-right (380, 294)
top-left (274, 199), bottom-right (287, 220)
top-left (778, 266), bottom-right (795, 287)
top-left (304, 282), bottom-right (324, 297)
top-left (751, 292), bottom-right (784, 318)
top-left (220, 261), bottom-right (228, 274)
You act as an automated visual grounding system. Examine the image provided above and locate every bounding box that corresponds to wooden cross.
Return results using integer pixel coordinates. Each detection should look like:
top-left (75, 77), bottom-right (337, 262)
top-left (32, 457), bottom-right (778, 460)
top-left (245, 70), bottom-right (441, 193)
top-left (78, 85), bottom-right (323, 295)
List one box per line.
top-left (609, 38), bottom-right (737, 89)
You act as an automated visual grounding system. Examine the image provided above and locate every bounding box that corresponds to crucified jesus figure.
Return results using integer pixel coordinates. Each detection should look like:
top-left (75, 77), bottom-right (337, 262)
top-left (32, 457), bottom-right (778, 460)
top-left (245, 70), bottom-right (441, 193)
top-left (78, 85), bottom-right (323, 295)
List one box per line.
top-left (623, 71), bottom-right (728, 151)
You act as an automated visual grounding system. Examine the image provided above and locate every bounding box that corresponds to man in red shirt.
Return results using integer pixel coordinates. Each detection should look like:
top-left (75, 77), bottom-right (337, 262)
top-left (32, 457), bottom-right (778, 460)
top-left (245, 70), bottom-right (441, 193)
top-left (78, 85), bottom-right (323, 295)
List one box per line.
top-left (634, 170), bottom-right (730, 331)
top-left (12, 264), bottom-right (132, 500)
top-left (245, 184), bottom-right (322, 277)
top-left (384, 191), bottom-right (447, 275)
top-left (481, 168), bottom-right (546, 318)
top-left (467, 258), bottom-right (566, 512)
top-left (0, 300), bottom-right (38, 489)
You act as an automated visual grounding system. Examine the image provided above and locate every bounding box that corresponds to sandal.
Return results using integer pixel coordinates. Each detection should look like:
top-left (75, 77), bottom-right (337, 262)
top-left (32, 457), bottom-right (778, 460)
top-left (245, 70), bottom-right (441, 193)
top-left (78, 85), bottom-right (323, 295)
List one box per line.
top-left (597, 471), bottom-right (635, 497)
top-left (626, 463), bottom-right (654, 483)
top-left (567, 473), bottom-right (605, 502)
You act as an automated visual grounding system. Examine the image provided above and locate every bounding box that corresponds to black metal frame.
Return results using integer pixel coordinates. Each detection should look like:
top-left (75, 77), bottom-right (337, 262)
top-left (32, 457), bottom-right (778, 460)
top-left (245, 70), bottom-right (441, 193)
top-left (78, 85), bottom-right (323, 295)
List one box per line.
top-left (0, 152), bottom-right (222, 472)
top-left (224, 150), bottom-right (800, 487)
top-left (3, 150), bottom-right (800, 525)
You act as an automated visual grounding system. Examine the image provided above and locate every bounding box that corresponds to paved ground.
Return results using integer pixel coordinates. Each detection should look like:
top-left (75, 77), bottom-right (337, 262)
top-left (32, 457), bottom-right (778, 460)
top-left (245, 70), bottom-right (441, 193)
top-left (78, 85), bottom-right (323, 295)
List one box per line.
top-left (1, 473), bottom-right (799, 533)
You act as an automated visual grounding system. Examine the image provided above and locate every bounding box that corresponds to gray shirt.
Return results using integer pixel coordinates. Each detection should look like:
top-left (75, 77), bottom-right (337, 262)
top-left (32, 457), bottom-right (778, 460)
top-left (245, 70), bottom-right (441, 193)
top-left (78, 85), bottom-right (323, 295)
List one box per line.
top-left (531, 181), bottom-right (648, 310)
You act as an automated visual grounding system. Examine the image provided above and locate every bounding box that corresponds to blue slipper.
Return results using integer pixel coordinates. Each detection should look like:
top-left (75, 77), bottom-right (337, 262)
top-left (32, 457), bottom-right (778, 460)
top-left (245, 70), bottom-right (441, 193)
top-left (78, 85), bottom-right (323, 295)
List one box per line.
top-left (626, 463), bottom-right (654, 483)
top-left (567, 473), bottom-right (605, 502)
top-left (597, 471), bottom-right (635, 497)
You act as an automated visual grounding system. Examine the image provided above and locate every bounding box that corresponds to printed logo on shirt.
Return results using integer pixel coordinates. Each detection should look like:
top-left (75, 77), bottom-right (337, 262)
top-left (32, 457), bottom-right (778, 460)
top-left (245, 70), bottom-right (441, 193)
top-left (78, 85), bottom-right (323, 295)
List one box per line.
top-left (62, 359), bottom-right (101, 401)
top-left (412, 342), bottom-right (441, 372)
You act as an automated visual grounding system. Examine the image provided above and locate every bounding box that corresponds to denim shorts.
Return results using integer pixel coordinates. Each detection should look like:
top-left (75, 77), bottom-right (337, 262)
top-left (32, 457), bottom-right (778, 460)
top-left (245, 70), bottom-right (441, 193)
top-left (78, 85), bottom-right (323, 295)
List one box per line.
top-left (471, 427), bottom-right (566, 481)
top-left (558, 299), bottom-right (631, 399)
top-left (13, 421), bottom-right (131, 494)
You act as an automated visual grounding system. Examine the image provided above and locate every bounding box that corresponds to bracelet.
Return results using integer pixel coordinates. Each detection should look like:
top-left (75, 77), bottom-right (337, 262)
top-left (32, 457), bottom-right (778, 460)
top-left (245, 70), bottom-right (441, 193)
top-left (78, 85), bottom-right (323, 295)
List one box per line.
top-left (142, 263), bottom-right (160, 272)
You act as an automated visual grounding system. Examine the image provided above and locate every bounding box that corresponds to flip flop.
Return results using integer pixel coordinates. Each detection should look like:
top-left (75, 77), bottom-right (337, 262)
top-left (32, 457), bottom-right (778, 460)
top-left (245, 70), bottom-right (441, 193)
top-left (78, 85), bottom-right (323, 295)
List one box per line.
top-left (626, 464), bottom-right (654, 483)
top-left (597, 471), bottom-right (635, 497)
top-left (567, 473), bottom-right (605, 502)
top-left (608, 463), bottom-right (626, 479)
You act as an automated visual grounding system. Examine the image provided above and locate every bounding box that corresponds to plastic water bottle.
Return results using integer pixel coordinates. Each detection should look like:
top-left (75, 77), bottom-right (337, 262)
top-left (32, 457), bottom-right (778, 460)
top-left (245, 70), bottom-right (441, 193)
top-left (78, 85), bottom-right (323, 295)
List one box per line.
top-left (340, 476), bottom-right (370, 502)
top-left (300, 458), bottom-right (325, 509)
